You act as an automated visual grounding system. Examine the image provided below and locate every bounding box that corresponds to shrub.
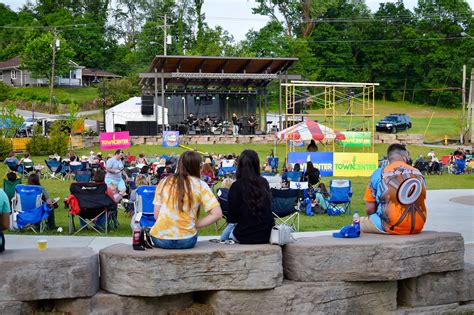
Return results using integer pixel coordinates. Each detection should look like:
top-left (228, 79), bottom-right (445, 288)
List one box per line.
top-left (26, 125), bottom-right (49, 156)
top-left (0, 82), bottom-right (11, 102)
top-left (48, 121), bottom-right (69, 156)
top-left (0, 135), bottom-right (12, 161)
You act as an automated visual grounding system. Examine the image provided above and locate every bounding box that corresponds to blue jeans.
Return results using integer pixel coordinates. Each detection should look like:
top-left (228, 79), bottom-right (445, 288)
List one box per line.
top-left (220, 223), bottom-right (238, 241)
top-left (151, 234), bottom-right (198, 249)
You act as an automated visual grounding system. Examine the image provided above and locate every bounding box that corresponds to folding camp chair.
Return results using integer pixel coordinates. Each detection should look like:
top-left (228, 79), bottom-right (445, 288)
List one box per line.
top-left (5, 161), bottom-right (20, 173)
top-left (215, 188), bottom-right (230, 231)
top-left (218, 159), bottom-right (236, 177)
top-left (268, 157), bottom-right (279, 172)
top-left (63, 164), bottom-right (84, 181)
top-left (67, 182), bottom-right (117, 235)
top-left (3, 178), bottom-right (21, 203)
top-left (21, 161), bottom-right (35, 178)
top-left (286, 171), bottom-right (302, 183)
top-left (455, 159), bottom-right (466, 175)
top-left (271, 188), bottom-right (301, 231)
top-left (133, 185), bottom-right (156, 229)
top-left (75, 170), bottom-right (92, 182)
top-left (263, 174), bottom-right (282, 189)
top-left (10, 185), bottom-right (50, 233)
top-left (327, 179), bottom-right (352, 215)
top-left (44, 160), bottom-right (63, 180)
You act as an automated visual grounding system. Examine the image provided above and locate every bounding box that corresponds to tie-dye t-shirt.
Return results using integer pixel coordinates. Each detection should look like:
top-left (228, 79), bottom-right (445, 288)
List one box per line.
top-left (150, 176), bottom-right (219, 240)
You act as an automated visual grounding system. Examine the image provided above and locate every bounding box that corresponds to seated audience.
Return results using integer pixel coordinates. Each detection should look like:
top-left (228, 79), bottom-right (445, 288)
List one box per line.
top-left (304, 161), bottom-right (320, 186)
top-left (4, 151), bottom-right (20, 166)
top-left (27, 174), bottom-right (58, 230)
top-left (0, 188), bottom-right (10, 252)
top-left (220, 149), bottom-right (274, 244)
top-left (201, 163), bottom-right (216, 186)
top-left (313, 182), bottom-right (330, 212)
top-left (361, 144), bottom-right (427, 235)
top-left (150, 151), bottom-right (222, 249)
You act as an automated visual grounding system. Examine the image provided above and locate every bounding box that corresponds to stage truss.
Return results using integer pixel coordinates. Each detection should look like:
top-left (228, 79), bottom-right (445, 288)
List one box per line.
top-left (283, 81), bottom-right (379, 158)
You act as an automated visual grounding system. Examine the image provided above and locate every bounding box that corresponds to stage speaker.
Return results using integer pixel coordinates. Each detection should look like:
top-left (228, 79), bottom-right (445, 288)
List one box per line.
top-left (188, 130), bottom-right (196, 135)
top-left (141, 95), bottom-right (154, 115)
top-left (225, 130), bottom-right (233, 135)
top-left (255, 131), bottom-right (263, 135)
top-left (213, 130), bottom-right (222, 135)
top-left (126, 121), bottom-right (157, 136)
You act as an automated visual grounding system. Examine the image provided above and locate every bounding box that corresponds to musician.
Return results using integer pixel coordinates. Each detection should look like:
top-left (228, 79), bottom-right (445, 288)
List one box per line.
top-left (232, 113), bottom-right (239, 135)
top-left (187, 113), bottom-right (196, 130)
top-left (248, 114), bottom-right (257, 134)
top-left (204, 115), bottom-right (212, 133)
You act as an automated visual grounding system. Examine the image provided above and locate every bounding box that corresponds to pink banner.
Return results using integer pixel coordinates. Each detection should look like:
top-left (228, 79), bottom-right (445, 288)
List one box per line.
top-left (99, 131), bottom-right (131, 150)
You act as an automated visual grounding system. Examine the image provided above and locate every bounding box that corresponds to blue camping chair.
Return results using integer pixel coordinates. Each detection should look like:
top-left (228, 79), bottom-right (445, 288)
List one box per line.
top-left (327, 179), bottom-right (352, 215)
top-left (285, 171), bottom-right (302, 183)
top-left (75, 170), bottom-right (92, 182)
top-left (10, 185), bottom-right (50, 233)
top-left (133, 185), bottom-right (157, 229)
top-left (45, 160), bottom-right (63, 180)
top-left (455, 159), bottom-right (466, 175)
top-left (5, 161), bottom-right (22, 175)
top-left (268, 157), bottom-right (279, 172)
top-left (218, 159), bottom-right (236, 177)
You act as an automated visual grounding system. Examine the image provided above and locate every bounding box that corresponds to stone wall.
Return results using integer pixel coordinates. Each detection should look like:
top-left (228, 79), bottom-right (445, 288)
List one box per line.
top-left (81, 133), bottom-right (424, 149)
top-left (1, 232), bottom-right (472, 315)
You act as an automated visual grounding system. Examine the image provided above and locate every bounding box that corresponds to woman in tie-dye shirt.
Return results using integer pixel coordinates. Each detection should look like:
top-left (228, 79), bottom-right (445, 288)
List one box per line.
top-left (150, 151), bottom-right (222, 249)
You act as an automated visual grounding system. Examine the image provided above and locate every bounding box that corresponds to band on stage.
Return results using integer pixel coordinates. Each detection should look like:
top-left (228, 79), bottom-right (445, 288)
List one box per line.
top-left (183, 113), bottom-right (259, 135)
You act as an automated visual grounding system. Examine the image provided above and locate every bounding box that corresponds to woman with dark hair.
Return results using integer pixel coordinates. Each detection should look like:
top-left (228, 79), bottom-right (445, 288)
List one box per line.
top-left (305, 161), bottom-right (320, 186)
top-left (150, 151), bottom-right (222, 249)
top-left (221, 149), bottom-right (274, 244)
top-left (313, 182), bottom-right (330, 212)
top-left (27, 174), bottom-right (58, 230)
top-left (307, 139), bottom-right (318, 152)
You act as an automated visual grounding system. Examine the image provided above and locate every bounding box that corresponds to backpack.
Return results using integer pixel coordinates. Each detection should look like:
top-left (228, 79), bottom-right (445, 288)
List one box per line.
top-left (379, 165), bottom-right (427, 235)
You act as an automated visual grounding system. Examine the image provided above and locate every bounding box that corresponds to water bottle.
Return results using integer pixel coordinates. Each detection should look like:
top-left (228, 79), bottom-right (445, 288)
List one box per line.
top-left (352, 210), bottom-right (360, 232)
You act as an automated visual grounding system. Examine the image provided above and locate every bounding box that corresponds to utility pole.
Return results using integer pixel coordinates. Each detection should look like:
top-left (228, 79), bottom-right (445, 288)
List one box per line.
top-left (461, 65), bottom-right (466, 144)
top-left (469, 68), bottom-right (474, 143)
top-left (49, 28), bottom-right (59, 114)
top-left (164, 14), bottom-right (167, 56)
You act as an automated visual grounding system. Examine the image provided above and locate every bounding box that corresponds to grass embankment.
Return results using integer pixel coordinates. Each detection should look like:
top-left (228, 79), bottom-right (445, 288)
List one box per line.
top-left (306, 100), bottom-right (461, 142)
top-left (2, 143), bottom-right (472, 237)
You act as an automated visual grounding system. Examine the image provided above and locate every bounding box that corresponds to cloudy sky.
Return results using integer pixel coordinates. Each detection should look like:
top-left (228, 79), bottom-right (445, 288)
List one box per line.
top-left (2, 0), bottom-right (474, 41)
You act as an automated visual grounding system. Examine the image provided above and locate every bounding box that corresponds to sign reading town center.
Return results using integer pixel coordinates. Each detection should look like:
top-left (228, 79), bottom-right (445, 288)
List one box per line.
top-left (99, 131), bottom-right (131, 150)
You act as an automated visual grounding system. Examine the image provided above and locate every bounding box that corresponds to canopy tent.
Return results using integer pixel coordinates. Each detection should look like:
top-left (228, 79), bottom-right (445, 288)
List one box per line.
top-left (275, 119), bottom-right (345, 142)
top-left (105, 97), bottom-right (168, 133)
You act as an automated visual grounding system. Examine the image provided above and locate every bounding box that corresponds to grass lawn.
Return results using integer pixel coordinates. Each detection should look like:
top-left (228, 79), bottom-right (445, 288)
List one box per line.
top-left (307, 100), bottom-right (462, 142)
top-left (9, 87), bottom-right (98, 107)
top-left (2, 143), bottom-right (472, 238)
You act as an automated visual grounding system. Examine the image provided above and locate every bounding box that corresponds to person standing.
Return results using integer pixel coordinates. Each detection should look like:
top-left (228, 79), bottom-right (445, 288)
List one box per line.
top-left (306, 140), bottom-right (318, 152)
top-left (232, 113), bottom-right (239, 135)
top-left (248, 114), bottom-right (256, 134)
top-left (105, 149), bottom-right (127, 194)
top-left (0, 188), bottom-right (10, 252)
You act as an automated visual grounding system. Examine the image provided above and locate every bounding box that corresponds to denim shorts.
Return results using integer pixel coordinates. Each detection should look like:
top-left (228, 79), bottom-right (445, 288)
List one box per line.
top-left (151, 234), bottom-right (198, 249)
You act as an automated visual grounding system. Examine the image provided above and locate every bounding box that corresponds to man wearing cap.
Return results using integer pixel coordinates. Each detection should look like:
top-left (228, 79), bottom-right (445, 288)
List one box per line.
top-left (105, 149), bottom-right (127, 194)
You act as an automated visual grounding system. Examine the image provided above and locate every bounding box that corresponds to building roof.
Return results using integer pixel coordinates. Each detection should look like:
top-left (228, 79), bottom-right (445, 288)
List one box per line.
top-left (0, 56), bottom-right (21, 70)
top-left (82, 68), bottom-right (121, 78)
top-left (140, 55), bottom-right (298, 89)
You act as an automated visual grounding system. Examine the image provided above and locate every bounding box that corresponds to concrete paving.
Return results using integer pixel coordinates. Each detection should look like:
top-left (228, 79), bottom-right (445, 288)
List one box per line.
top-left (4, 189), bottom-right (473, 252)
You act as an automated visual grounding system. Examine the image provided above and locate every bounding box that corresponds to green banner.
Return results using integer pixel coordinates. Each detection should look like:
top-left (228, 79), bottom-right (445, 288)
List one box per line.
top-left (339, 132), bottom-right (372, 147)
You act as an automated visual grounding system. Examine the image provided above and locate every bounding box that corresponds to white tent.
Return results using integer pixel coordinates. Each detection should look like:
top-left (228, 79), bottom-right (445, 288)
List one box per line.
top-left (105, 97), bottom-right (168, 132)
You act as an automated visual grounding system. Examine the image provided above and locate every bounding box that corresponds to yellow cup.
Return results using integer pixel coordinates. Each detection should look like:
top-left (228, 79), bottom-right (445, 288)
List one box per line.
top-left (37, 239), bottom-right (47, 250)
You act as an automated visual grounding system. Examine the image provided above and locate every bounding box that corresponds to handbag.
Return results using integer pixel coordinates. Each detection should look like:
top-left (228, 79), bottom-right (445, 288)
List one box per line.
top-left (269, 224), bottom-right (295, 246)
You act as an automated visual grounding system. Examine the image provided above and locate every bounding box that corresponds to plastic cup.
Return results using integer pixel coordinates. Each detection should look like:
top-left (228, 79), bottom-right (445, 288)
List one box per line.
top-left (37, 239), bottom-right (47, 250)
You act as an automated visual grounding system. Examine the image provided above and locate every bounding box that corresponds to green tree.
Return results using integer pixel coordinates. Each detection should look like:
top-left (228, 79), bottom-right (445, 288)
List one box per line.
top-left (21, 32), bottom-right (75, 81)
top-left (0, 103), bottom-right (24, 138)
top-left (48, 121), bottom-right (69, 156)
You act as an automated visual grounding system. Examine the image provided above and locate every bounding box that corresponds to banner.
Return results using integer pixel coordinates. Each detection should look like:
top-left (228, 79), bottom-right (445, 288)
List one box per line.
top-left (288, 139), bottom-right (304, 147)
top-left (162, 131), bottom-right (179, 147)
top-left (287, 152), bottom-right (334, 177)
top-left (339, 132), bottom-right (372, 148)
top-left (99, 131), bottom-right (131, 150)
top-left (333, 153), bottom-right (378, 177)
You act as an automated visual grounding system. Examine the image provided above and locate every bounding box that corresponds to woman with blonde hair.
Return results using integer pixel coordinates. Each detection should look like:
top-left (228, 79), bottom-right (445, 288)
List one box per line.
top-left (151, 151), bottom-right (222, 249)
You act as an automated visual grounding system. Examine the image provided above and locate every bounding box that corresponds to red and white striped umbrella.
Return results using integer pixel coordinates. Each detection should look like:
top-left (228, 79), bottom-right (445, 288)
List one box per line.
top-left (275, 119), bottom-right (346, 141)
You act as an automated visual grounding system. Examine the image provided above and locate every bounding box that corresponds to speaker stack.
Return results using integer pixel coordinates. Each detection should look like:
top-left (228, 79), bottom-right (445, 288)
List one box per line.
top-left (141, 95), bottom-right (154, 115)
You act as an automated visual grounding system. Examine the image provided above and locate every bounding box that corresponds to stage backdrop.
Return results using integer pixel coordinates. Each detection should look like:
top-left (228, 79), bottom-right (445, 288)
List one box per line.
top-left (99, 131), bottom-right (131, 150)
top-left (287, 152), bottom-right (378, 177)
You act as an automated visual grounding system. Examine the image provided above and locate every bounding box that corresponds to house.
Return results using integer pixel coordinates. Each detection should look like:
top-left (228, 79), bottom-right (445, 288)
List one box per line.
top-left (82, 68), bottom-right (121, 86)
top-left (0, 56), bottom-right (84, 87)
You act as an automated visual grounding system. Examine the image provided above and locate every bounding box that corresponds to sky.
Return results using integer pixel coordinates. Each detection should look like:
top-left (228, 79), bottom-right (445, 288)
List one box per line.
top-left (2, 0), bottom-right (474, 41)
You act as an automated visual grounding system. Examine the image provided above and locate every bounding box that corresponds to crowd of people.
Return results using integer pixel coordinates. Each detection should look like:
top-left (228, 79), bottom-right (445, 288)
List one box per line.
top-left (3, 141), bottom-right (474, 253)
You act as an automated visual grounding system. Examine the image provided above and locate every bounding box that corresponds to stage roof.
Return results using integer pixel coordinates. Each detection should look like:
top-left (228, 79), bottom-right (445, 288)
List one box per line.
top-left (139, 55), bottom-right (298, 89)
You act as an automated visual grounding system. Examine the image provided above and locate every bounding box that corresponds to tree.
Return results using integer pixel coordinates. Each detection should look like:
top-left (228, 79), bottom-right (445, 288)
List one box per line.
top-left (21, 32), bottom-right (75, 81)
top-left (0, 103), bottom-right (24, 138)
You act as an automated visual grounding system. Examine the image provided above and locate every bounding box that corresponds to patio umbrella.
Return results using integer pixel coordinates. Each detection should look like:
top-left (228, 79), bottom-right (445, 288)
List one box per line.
top-left (275, 119), bottom-right (345, 142)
